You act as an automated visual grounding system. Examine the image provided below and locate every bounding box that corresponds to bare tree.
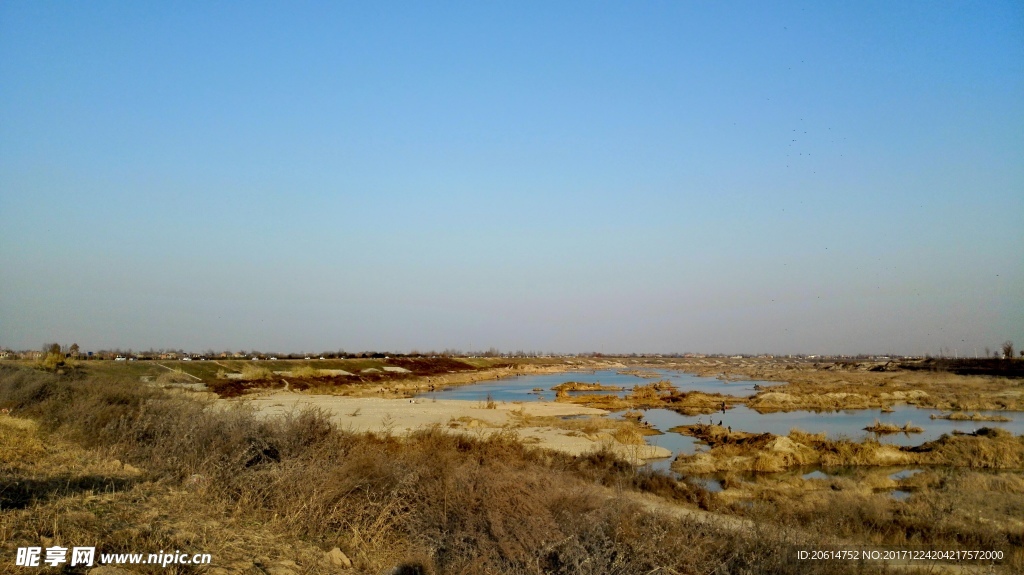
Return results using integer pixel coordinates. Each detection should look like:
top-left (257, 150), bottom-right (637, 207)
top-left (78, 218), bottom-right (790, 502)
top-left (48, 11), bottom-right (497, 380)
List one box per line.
top-left (1003, 341), bottom-right (1015, 360)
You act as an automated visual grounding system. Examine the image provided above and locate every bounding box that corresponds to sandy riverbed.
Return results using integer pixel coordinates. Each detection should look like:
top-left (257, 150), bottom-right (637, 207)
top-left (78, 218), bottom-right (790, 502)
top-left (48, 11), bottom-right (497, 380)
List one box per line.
top-left (239, 391), bottom-right (671, 462)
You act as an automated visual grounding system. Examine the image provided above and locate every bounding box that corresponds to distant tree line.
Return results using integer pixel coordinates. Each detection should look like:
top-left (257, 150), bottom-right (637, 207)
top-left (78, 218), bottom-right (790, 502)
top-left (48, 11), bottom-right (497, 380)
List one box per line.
top-left (3, 340), bottom-right (1019, 361)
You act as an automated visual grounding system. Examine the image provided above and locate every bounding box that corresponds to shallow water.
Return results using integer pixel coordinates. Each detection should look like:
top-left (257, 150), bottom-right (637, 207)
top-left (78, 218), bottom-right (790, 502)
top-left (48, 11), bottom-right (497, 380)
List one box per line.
top-left (418, 369), bottom-right (775, 401)
top-left (890, 469), bottom-right (923, 481)
top-left (687, 477), bottom-right (724, 493)
top-left (416, 369), bottom-right (1023, 470)
top-left (623, 409), bottom-right (704, 474)
top-left (702, 405), bottom-right (1022, 447)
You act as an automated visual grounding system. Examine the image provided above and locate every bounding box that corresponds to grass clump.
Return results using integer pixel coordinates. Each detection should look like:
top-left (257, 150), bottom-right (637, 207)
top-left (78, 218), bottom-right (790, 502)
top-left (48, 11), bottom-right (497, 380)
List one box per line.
top-left (289, 365), bottom-right (322, 378)
top-left (240, 363), bottom-right (274, 381)
top-left (931, 412), bottom-right (1013, 422)
top-left (863, 419), bottom-right (923, 434)
top-left (551, 381), bottom-right (624, 392)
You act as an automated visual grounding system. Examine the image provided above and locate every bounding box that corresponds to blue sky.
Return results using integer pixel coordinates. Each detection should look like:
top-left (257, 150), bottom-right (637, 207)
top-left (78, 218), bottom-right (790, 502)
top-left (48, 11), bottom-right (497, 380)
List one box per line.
top-left (1, 1), bottom-right (1021, 355)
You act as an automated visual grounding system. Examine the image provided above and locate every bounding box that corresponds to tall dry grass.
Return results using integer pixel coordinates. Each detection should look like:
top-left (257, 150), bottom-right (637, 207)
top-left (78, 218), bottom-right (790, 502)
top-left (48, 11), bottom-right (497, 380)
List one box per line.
top-left (0, 365), bottom-right (894, 574)
top-left (288, 365), bottom-right (322, 378)
top-left (736, 470), bottom-right (1024, 571)
top-left (240, 363), bottom-right (274, 381)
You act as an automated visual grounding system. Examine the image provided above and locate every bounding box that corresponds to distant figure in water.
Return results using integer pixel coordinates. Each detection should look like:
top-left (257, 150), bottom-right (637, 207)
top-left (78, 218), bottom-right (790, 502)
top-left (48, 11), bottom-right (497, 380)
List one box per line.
top-left (721, 402), bottom-right (726, 413)
top-left (728, 426), bottom-right (732, 433)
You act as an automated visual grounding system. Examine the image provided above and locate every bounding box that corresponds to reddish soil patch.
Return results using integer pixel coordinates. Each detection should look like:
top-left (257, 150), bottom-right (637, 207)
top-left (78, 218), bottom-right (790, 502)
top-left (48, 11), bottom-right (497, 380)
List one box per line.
top-left (384, 357), bottom-right (478, 375)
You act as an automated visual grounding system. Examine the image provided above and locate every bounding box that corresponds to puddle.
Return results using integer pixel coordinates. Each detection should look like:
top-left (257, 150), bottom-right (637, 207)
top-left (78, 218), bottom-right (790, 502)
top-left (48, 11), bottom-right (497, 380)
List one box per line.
top-left (891, 490), bottom-right (912, 501)
top-left (641, 457), bottom-right (675, 475)
top-left (890, 469), bottom-right (923, 481)
top-left (801, 470), bottom-right (831, 480)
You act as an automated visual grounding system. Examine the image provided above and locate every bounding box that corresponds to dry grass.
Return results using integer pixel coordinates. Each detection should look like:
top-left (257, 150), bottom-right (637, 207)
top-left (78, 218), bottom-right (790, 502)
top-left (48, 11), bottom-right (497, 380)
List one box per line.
top-left (657, 356), bottom-right (1024, 413)
top-left (288, 365), bottom-right (322, 378)
top-left (553, 380), bottom-right (739, 416)
top-left (725, 468), bottom-right (1024, 571)
top-left (7, 364), bottom-right (1019, 573)
top-left (240, 363), bottom-right (275, 381)
top-left (542, 356), bottom-right (1024, 424)
top-left (155, 369), bottom-right (196, 384)
top-left (512, 413), bottom-right (657, 447)
top-left (931, 411), bottom-right (1013, 422)
top-left (863, 419), bottom-right (923, 434)
top-left (550, 381), bottom-right (624, 392)
top-left (673, 424), bottom-right (1024, 475)
top-left (9, 365), bottom-right (888, 575)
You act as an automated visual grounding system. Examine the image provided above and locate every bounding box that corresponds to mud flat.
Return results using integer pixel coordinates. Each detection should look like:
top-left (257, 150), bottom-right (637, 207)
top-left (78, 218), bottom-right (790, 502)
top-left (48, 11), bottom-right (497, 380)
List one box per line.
top-left (239, 392), bottom-right (671, 462)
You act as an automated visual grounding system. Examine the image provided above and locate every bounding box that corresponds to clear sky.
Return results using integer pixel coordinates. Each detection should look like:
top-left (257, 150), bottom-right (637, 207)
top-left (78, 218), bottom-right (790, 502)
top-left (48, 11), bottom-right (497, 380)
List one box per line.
top-left (1, 1), bottom-right (1021, 356)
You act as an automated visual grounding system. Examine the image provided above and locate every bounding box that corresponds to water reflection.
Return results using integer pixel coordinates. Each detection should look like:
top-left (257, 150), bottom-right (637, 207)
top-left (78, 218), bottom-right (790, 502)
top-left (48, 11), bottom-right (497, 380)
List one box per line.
top-left (889, 469), bottom-right (922, 481)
